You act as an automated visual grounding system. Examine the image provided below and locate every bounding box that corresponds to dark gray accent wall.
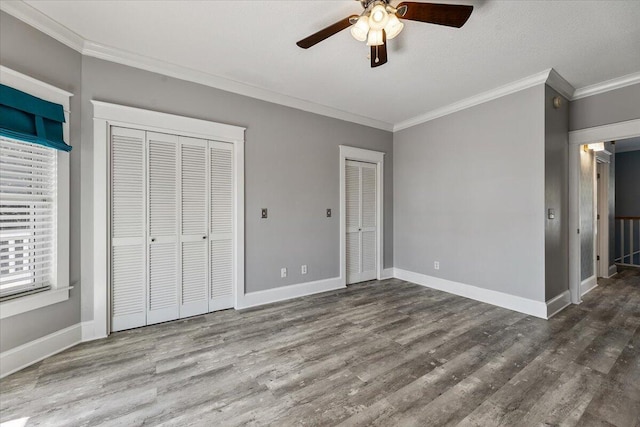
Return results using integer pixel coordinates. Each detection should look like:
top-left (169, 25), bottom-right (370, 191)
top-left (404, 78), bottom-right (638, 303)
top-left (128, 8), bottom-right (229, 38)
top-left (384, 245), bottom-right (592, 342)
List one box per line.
top-left (570, 83), bottom-right (640, 131)
top-left (393, 85), bottom-right (546, 302)
top-left (607, 141), bottom-right (616, 267)
top-left (79, 56), bottom-right (394, 305)
top-left (579, 149), bottom-right (595, 281)
top-left (544, 86), bottom-right (569, 300)
top-left (615, 150), bottom-right (640, 216)
top-left (0, 12), bottom-right (82, 352)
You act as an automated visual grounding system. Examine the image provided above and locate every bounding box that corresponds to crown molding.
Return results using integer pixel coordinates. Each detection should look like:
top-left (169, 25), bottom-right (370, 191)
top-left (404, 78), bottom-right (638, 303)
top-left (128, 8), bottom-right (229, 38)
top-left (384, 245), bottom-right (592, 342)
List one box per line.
top-left (82, 41), bottom-right (394, 131)
top-left (2, 1), bottom-right (637, 133)
top-left (0, 0), bottom-right (84, 52)
top-left (546, 68), bottom-right (575, 100)
top-left (572, 71), bottom-right (640, 100)
top-left (394, 69), bottom-right (554, 132)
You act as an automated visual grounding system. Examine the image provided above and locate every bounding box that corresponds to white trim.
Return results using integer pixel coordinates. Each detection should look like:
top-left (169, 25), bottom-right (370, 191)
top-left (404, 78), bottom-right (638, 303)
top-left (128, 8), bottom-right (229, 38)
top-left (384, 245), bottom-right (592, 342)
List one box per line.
top-left (237, 277), bottom-right (345, 310)
top-left (339, 146), bottom-right (385, 287)
top-left (596, 161), bottom-right (610, 279)
top-left (568, 118), bottom-right (640, 305)
top-left (581, 275), bottom-right (597, 296)
top-left (0, 323), bottom-right (81, 378)
top-left (92, 101), bottom-right (245, 337)
top-left (0, 287), bottom-right (72, 320)
top-left (394, 268), bottom-right (548, 319)
top-left (608, 264), bottom-right (618, 277)
top-left (569, 119), bottom-right (640, 146)
top-left (80, 320), bottom-right (104, 342)
top-left (380, 268), bottom-right (394, 280)
top-left (546, 290), bottom-right (571, 318)
top-left (546, 68), bottom-right (575, 101)
top-left (394, 69), bottom-right (554, 131)
top-left (0, 66), bottom-right (72, 110)
top-left (0, 0), bottom-right (84, 52)
top-left (572, 71), bottom-right (640, 100)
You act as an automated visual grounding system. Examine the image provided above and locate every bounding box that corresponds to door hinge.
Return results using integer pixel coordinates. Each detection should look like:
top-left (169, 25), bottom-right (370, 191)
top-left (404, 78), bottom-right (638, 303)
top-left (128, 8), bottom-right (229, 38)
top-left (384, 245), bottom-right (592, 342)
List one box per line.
top-left (597, 173), bottom-right (600, 179)
top-left (597, 214), bottom-right (600, 220)
top-left (597, 255), bottom-right (600, 261)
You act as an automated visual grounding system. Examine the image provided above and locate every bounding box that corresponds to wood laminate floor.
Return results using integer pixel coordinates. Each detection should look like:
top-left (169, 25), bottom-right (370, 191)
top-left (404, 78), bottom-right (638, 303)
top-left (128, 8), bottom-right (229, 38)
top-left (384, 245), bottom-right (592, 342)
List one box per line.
top-left (1, 269), bottom-right (639, 427)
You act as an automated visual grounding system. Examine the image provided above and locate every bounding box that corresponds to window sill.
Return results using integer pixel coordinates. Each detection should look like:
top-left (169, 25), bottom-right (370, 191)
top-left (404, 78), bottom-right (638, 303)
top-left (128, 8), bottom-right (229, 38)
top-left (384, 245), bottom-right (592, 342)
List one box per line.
top-left (0, 286), bottom-right (72, 319)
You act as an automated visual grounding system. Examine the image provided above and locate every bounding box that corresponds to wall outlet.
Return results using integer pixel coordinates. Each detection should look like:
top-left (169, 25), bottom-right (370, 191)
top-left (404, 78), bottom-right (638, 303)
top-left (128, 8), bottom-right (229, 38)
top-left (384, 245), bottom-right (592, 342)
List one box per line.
top-left (281, 267), bottom-right (287, 278)
top-left (301, 265), bottom-right (307, 275)
top-left (434, 261), bottom-right (440, 270)
top-left (261, 208), bottom-right (268, 219)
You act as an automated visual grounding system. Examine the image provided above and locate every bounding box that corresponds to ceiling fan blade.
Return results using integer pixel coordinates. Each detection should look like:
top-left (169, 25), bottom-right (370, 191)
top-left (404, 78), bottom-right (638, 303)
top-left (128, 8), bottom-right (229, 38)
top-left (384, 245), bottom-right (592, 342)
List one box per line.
top-left (371, 31), bottom-right (388, 68)
top-left (396, 2), bottom-right (473, 28)
top-left (296, 15), bottom-right (359, 49)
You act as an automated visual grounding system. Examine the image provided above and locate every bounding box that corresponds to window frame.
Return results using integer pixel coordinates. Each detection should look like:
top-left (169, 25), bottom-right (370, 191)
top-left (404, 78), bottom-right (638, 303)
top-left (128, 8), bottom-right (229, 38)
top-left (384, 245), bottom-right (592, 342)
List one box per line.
top-left (0, 66), bottom-right (71, 319)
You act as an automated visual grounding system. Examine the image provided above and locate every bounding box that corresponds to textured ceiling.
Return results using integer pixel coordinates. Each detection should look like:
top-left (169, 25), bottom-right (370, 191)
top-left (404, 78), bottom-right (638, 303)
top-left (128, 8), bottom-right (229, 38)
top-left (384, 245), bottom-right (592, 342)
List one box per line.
top-left (20, 0), bottom-right (640, 127)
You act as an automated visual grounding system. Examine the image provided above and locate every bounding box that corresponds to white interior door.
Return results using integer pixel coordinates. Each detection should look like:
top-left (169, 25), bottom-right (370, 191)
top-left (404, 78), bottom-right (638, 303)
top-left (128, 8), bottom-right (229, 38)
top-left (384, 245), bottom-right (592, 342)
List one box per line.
top-left (346, 160), bottom-right (377, 284)
top-left (110, 127), bottom-right (147, 332)
top-left (209, 140), bottom-right (234, 311)
top-left (179, 136), bottom-right (209, 317)
top-left (146, 132), bottom-right (179, 325)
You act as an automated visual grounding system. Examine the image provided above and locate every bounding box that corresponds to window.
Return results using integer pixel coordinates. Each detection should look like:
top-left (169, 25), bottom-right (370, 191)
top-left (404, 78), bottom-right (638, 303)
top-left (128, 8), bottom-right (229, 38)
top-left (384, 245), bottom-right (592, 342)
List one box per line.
top-left (0, 66), bottom-right (71, 318)
top-left (0, 137), bottom-right (57, 299)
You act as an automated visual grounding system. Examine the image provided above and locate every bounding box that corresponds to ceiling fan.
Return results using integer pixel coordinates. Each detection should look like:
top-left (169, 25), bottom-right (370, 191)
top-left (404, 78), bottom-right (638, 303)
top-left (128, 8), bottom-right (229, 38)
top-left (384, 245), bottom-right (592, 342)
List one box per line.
top-left (296, 1), bottom-right (473, 68)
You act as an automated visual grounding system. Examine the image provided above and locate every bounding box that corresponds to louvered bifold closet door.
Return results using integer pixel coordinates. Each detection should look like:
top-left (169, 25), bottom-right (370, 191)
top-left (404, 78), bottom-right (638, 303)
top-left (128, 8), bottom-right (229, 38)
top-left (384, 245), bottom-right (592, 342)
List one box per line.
top-left (209, 141), bottom-right (234, 311)
top-left (147, 132), bottom-right (180, 325)
top-left (345, 161), bottom-right (361, 284)
top-left (110, 127), bottom-right (147, 332)
top-left (345, 160), bottom-right (377, 284)
top-left (179, 136), bottom-right (209, 318)
top-left (360, 163), bottom-right (377, 281)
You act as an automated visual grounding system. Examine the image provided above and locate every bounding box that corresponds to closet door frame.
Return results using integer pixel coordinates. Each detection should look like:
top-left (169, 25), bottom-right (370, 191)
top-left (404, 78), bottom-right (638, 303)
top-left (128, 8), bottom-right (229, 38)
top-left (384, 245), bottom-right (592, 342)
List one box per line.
top-left (93, 101), bottom-right (245, 339)
top-left (339, 145), bottom-right (384, 288)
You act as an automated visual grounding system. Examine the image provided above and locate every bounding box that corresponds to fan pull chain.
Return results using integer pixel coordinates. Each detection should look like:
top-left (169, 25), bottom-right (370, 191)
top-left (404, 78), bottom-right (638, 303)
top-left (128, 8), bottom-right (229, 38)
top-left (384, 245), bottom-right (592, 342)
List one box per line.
top-left (375, 45), bottom-right (380, 63)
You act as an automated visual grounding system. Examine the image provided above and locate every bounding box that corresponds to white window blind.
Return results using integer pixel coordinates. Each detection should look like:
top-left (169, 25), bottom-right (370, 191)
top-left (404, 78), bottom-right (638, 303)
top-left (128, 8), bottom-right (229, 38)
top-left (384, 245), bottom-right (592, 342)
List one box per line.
top-left (0, 137), bottom-right (57, 299)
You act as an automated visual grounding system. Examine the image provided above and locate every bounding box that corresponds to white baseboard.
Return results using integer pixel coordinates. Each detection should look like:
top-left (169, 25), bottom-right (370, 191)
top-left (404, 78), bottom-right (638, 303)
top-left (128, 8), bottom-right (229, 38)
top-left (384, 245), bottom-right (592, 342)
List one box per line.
top-left (546, 290), bottom-right (571, 318)
top-left (380, 268), bottom-right (394, 280)
top-left (394, 268), bottom-right (548, 319)
top-left (608, 264), bottom-right (618, 277)
top-left (236, 277), bottom-right (346, 310)
top-left (581, 275), bottom-right (598, 296)
top-left (81, 320), bottom-right (106, 342)
top-left (0, 323), bottom-right (82, 378)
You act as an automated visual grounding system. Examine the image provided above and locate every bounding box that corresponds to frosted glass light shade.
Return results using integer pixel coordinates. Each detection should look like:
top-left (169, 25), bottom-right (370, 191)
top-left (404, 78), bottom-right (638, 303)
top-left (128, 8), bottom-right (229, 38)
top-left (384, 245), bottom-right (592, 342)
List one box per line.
top-left (368, 4), bottom-right (389, 30)
top-left (384, 13), bottom-right (404, 39)
top-left (350, 15), bottom-right (369, 42)
top-left (367, 29), bottom-right (384, 46)
top-left (587, 142), bottom-right (605, 152)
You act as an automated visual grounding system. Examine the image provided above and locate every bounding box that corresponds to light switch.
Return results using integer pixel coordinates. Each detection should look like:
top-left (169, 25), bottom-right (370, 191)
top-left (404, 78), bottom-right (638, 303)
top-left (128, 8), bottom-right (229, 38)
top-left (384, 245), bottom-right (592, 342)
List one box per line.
top-left (261, 208), bottom-right (268, 219)
top-left (548, 208), bottom-right (555, 220)
top-left (326, 209), bottom-right (332, 218)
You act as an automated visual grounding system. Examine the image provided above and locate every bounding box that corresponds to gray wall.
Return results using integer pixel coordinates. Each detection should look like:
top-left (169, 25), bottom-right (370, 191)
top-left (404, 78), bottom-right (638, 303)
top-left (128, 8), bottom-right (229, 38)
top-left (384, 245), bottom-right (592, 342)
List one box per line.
top-left (607, 141), bottom-right (616, 267)
top-left (0, 12), bottom-right (82, 352)
top-left (79, 56), bottom-right (394, 314)
top-left (579, 148), bottom-right (595, 281)
top-left (570, 83), bottom-right (640, 131)
top-left (393, 85), bottom-right (546, 302)
top-left (544, 86), bottom-right (569, 300)
top-left (615, 150), bottom-right (640, 216)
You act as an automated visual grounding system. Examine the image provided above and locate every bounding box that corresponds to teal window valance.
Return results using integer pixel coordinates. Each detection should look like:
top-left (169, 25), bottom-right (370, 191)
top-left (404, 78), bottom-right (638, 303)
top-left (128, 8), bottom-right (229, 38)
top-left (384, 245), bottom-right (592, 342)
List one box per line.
top-left (0, 84), bottom-right (72, 152)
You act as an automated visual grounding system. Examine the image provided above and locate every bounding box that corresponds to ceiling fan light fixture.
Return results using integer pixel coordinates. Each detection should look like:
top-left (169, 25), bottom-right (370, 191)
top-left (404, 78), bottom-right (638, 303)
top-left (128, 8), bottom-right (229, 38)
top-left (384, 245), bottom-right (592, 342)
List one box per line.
top-left (350, 15), bottom-right (370, 42)
top-left (367, 28), bottom-right (384, 46)
top-left (368, 4), bottom-right (389, 30)
top-left (384, 13), bottom-right (404, 39)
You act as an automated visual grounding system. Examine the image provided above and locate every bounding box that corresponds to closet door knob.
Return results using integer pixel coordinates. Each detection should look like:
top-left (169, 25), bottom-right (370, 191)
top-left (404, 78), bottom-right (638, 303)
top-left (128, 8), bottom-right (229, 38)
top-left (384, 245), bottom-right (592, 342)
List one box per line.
top-left (203, 236), bottom-right (207, 240)
top-left (151, 238), bottom-right (156, 242)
